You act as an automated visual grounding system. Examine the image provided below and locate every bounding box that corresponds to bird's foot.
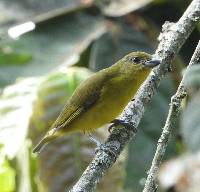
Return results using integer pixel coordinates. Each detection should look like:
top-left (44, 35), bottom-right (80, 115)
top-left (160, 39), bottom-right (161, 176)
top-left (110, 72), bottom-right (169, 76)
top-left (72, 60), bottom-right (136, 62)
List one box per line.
top-left (88, 134), bottom-right (117, 159)
top-left (109, 119), bottom-right (137, 133)
top-left (88, 133), bottom-right (102, 147)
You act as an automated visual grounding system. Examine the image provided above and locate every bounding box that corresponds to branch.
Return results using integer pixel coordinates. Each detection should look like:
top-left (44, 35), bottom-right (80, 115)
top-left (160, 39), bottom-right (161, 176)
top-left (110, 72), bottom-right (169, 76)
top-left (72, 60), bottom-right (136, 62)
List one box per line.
top-left (70, 1), bottom-right (200, 191)
top-left (143, 40), bottom-right (200, 192)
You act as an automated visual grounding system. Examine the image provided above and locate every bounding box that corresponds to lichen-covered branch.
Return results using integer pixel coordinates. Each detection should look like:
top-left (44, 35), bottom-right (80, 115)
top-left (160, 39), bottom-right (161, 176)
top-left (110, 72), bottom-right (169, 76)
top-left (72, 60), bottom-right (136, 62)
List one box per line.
top-left (70, 1), bottom-right (200, 191)
top-left (143, 40), bottom-right (200, 192)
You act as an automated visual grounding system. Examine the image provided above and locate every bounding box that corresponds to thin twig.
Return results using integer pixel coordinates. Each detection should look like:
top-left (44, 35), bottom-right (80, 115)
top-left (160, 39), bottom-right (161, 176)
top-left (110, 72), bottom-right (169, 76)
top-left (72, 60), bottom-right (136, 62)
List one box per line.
top-left (70, 1), bottom-right (200, 191)
top-left (143, 41), bottom-right (200, 192)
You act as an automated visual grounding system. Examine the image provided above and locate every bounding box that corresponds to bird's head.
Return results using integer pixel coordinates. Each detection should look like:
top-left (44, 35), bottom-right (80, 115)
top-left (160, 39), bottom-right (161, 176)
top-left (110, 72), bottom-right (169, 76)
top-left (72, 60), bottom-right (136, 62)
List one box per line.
top-left (121, 51), bottom-right (160, 73)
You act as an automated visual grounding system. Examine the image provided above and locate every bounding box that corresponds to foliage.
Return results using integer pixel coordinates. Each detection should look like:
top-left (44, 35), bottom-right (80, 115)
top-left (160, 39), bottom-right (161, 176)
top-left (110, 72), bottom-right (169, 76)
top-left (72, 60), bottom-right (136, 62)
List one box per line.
top-left (0, 154), bottom-right (15, 192)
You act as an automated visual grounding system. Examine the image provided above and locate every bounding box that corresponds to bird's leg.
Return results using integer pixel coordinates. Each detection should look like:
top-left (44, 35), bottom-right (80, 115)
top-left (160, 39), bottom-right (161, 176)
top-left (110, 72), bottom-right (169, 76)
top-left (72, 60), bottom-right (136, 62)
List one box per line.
top-left (88, 133), bottom-right (102, 147)
top-left (88, 133), bottom-right (106, 154)
top-left (108, 123), bottom-right (115, 133)
top-left (109, 119), bottom-right (137, 133)
top-left (108, 99), bottom-right (136, 133)
top-left (88, 133), bottom-right (117, 159)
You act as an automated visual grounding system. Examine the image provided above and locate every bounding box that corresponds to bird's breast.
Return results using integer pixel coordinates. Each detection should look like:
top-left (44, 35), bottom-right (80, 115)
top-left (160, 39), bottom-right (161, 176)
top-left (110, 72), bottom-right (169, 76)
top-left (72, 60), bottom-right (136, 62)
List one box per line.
top-left (68, 75), bottom-right (138, 132)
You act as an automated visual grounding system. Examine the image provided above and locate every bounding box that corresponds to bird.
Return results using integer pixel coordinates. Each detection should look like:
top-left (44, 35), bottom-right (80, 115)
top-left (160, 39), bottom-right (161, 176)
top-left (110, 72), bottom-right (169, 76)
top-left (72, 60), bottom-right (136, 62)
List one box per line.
top-left (33, 51), bottom-right (160, 153)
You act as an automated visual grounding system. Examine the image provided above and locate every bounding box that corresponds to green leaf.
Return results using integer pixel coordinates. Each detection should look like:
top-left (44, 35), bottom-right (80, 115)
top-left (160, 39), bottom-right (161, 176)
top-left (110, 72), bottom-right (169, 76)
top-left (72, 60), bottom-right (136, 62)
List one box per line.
top-left (0, 47), bottom-right (32, 65)
top-left (0, 77), bottom-right (41, 158)
top-left (0, 156), bottom-right (16, 192)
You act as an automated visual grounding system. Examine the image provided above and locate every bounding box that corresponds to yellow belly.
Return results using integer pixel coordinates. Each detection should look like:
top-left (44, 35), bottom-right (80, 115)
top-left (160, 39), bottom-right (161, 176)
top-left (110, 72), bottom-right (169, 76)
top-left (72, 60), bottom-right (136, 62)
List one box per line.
top-left (66, 77), bottom-right (138, 133)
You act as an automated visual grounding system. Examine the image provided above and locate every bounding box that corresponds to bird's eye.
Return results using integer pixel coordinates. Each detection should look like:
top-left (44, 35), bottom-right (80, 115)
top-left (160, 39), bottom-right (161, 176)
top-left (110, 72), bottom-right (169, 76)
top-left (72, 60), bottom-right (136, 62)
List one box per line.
top-left (130, 56), bottom-right (140, 64)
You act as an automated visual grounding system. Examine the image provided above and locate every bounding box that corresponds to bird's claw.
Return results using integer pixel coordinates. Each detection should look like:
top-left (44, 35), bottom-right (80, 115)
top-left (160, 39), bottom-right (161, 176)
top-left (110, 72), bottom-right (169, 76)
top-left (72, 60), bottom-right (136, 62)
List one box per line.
top-left (88, 134), bottom-right (117, 160)
top-left (88, 134), bottom-right (102, 147)
top-left (109, 119), bottom-right (137, 133)
top-left (108, 124), bottom-right (115, 133)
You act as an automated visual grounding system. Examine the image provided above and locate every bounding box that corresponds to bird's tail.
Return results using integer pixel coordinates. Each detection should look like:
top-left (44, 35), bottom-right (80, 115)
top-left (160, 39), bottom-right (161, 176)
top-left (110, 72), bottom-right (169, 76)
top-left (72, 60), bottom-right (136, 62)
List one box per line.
top-left (33, 129), bottom-right (58, 153)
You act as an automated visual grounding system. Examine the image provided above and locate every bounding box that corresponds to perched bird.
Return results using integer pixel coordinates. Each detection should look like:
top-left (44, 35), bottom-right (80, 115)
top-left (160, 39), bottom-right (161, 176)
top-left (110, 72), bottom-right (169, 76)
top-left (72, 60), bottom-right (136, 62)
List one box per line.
top-left (33, 51), bottom-right (160, 153)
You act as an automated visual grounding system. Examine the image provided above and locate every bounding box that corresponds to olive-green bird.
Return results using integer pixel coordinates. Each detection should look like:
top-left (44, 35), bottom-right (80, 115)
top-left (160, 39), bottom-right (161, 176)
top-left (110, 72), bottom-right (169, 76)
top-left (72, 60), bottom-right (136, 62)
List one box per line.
top-left (33, 51), bottom-right (160, 153)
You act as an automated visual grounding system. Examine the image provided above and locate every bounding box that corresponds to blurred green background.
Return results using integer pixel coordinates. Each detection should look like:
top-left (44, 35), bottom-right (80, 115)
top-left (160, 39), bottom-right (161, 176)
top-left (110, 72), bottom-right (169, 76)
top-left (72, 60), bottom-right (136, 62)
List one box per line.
top-left (0, 0), bottom-right (200, 191)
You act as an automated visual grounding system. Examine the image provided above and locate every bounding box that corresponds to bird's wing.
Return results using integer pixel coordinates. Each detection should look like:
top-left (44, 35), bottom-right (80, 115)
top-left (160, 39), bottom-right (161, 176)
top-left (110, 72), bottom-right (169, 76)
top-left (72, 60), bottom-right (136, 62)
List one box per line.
top-left (51, 71), bottom-right (114, 132)
top-left (32, 73), bottom-right (108, 153)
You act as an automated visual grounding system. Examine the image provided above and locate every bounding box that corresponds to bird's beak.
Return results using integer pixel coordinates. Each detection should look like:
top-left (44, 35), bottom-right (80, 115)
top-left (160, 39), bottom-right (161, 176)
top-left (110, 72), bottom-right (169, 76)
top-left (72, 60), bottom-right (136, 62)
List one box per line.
top-left (144, 59), bottom-right (161, 68)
